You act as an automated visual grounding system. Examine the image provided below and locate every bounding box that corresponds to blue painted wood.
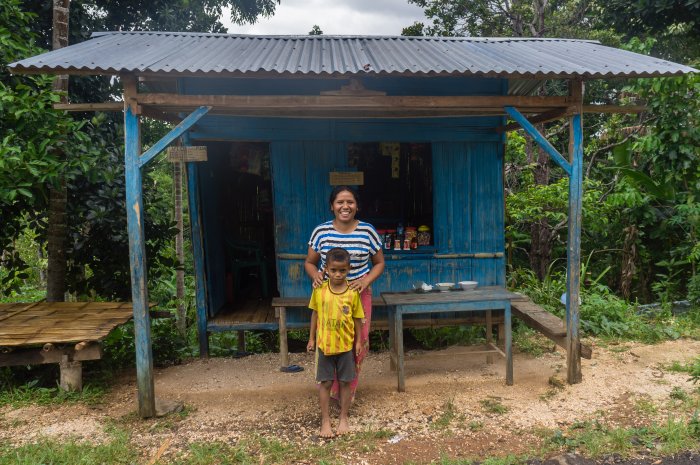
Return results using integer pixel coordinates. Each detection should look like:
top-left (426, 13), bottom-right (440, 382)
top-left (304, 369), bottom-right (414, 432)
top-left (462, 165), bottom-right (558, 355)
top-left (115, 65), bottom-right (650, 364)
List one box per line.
top-left (504, 106), bottom-right (572, 175)
top-left (391, 299), bottom-right (511, 314)
top-left (383, 287), bottom-right (518, 389)
top-left (270, 141), bottom-right (348, 297)
top-left (566, 112), bottom-right (583, 382)
top-left (184, 132), bottom-right (210, 358)
top-left (469, 143), bottom-right (506, 285)
top-left (181, 76), bottom-right (505, 97)
top-left (124, 107), bottom-right (155, 418)
top-left (195, 158), bottom-right (226, 316)
top-left (189, 117), bottom-right (502, 143)
top-left (431, 142), bottom-right (505, 286)
top-left (138, 106), bottom-right (211, 168)
top-left (373, 258), bottom-right (431, 295)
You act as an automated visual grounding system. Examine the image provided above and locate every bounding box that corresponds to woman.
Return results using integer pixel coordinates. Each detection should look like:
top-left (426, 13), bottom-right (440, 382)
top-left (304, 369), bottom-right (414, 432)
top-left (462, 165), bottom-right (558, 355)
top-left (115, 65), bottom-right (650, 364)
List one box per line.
top-left (305, 185), bottom-right (385, 402)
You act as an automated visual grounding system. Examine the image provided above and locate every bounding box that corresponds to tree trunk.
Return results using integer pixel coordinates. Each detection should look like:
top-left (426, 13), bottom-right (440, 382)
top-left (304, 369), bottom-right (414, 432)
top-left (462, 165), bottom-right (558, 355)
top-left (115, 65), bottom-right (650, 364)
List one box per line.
top-left (174, 161), bottom-right (186, 336)
top-left (526, 122), bottom-right (553, 281)
top-left (46, 0), bottom-right (70, 302)
top-left (620, 224), bottom-right (638, 299)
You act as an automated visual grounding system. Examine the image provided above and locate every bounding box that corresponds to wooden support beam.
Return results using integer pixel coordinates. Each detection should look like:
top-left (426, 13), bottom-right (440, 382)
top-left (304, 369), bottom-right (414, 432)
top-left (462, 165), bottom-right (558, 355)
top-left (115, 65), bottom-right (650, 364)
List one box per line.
top-left (504, 106), bottom-right (572, 175)
top-left (137, 106), bottom-right (211, 168)
top-left (184, 132), bottom-right (209, 358)
top-left (0, 343), bottom-right (102, 367)
top-left (136, 93), bottom-right (572, 110)
top-left (124, 106), bottom-right (156, 417)
top-left (496, 107), bottom-right (571, 132)
top-left (566, 79), bottom-right (584, 384)
top-left (122, 74), bottom-right (141, 115)
top-left (53, 102), bottom-right (124, 112)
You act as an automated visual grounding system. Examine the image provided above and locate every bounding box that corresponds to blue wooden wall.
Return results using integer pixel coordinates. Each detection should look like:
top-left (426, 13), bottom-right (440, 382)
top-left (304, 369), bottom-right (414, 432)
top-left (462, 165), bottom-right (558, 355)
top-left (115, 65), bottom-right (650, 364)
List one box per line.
top-left (186, 75), bottom-right (507, 316)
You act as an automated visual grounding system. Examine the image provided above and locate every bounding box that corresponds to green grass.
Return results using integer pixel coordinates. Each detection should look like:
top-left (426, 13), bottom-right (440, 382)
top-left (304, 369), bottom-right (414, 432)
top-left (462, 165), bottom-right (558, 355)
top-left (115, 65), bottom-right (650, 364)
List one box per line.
top-left (479, 398), bottom-right (508, 415)
top-left (0, 381), bottom-right (105, 407)
top-left (513, 325), bottom-right (554, 357)
top-left (544, 414), bottom-right (700, 458)
top-left (0, 428), bottom-right (137, 465)
top-left (431, 398), bottom-right (458, 430)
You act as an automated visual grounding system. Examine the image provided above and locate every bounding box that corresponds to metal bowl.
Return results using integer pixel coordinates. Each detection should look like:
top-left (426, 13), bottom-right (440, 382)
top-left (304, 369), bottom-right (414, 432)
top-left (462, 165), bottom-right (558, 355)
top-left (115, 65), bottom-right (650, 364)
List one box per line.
top-left (435, 282), bottom-right (455, 292)
top-left (459, 280), bottom-right (478, 291)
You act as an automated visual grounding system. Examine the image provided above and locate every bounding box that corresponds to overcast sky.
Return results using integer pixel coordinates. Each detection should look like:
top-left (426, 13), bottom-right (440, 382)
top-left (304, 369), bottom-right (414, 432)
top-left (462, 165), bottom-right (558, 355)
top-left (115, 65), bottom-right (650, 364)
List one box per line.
top-left (222, 0), bottom-right (428, 35)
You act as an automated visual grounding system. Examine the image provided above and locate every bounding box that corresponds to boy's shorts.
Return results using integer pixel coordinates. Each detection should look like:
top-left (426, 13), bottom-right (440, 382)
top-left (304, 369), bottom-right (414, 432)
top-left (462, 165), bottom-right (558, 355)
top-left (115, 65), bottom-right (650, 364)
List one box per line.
top-left (316, 349), bottom-right (356, 383)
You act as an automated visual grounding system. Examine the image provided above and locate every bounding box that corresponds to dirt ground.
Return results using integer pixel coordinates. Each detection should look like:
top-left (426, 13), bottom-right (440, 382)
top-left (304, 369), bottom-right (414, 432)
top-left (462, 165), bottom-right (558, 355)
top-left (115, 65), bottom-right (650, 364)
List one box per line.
top-left (1, 338), bottom-right (699, 464)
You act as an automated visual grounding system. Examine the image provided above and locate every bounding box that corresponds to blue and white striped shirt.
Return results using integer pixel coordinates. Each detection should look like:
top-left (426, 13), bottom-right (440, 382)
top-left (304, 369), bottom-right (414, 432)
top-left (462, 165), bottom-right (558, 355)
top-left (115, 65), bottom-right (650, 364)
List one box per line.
top-left (308, 221), bottom-right (382, 281)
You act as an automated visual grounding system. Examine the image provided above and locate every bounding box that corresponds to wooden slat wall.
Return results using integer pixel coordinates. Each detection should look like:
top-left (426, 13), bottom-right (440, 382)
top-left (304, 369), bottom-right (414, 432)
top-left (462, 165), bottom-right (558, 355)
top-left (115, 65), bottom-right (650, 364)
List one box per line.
top-left (0, 302), bottom-right (134, 347)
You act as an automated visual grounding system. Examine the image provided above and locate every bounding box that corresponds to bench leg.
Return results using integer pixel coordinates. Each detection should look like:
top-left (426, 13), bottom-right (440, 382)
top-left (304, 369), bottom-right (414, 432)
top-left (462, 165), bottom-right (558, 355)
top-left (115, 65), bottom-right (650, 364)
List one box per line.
top-left (395, 308), bottom-right (405, 392)
top-left (237, 330), bottom-right (246, 353)
top-left (388, 306), bottom-right (396, 372)
top-left (278, 307), bottom-right (289, 367)
top-left (486, 310), bottom-right (493, 364)
top-left (497, 323), bottom-right (505, 347)
top-left (505, 303), bottom-right (513, 386)
top-left (59, 355), bottom-right (82, 392)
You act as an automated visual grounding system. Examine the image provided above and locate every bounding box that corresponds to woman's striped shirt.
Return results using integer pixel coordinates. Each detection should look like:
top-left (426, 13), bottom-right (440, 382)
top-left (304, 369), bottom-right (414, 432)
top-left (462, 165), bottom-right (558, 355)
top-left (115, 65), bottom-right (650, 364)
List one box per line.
top-left (308, 220), bottom-right (382, 281)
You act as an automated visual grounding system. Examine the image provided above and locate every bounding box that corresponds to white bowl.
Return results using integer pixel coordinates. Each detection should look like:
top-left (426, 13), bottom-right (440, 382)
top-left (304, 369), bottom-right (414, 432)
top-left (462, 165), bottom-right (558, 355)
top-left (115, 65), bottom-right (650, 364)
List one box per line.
top-left (459, 280), bottom-right (478, 291)
top-left (435, 282), bottom-right (455, 292)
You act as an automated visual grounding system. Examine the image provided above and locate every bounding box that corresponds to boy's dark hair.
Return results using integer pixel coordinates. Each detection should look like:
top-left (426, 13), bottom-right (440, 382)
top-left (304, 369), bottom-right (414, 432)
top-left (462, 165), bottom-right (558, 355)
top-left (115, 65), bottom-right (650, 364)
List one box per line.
top-left (326, 247), bottom-right (350, 265)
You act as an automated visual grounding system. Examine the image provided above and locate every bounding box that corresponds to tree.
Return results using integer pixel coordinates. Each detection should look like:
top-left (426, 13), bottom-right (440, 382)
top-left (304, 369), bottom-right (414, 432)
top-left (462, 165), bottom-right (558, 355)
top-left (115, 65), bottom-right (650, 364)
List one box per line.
top-left (597, 0), bottom-right (699, 62)
top-left (308, 25), bottom-right (323, 35)
top-left (0, 0), bottom-right (98, 296)
top-left (2, 1), bottom-right (281, 299)
top-left (406, 0), bottom-right (598, 38)
top-left (45, 0), bottom-right (71, 302)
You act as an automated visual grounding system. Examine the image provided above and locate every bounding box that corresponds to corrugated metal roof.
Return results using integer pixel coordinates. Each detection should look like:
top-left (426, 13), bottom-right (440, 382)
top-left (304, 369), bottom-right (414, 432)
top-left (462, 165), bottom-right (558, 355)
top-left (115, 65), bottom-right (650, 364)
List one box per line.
top-left (9, 31), bottom-right (697, 78)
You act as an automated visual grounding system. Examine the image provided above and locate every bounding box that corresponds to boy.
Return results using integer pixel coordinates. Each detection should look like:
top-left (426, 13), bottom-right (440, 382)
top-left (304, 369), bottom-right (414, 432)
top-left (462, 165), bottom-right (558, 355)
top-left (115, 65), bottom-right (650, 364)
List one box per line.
top-left (307, 247), bottom-right (364, 437)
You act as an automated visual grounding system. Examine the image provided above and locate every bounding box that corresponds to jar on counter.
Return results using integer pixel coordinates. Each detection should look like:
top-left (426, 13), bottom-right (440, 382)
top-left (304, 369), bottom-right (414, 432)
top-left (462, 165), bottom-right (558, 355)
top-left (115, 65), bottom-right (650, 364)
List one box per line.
top-left (404, 226), bottom-right (417, 250)
top-left (417, 225), bottom-right (431, 246)
top-left (384, 230), bottom-right (395, 250)
top-left (405, 226), bottom-right (417, 242)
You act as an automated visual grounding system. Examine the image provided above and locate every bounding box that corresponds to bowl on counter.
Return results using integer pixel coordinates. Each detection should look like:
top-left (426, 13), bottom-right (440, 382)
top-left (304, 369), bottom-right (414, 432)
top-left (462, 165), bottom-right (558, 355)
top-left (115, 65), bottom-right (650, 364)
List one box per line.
top-left (412, 281), bottom-right (433, 292)
top-left (459, 280), bottom-right (478, 291)
top-left (434, 282), bottom-right (455, 292)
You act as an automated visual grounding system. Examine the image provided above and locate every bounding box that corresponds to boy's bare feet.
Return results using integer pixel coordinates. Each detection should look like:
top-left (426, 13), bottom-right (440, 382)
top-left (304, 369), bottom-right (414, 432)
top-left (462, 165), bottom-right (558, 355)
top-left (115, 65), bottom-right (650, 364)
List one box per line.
top-left (337, 417), bottom-right (350, 435)
top-left (320, 419), bottom-right (334, 438)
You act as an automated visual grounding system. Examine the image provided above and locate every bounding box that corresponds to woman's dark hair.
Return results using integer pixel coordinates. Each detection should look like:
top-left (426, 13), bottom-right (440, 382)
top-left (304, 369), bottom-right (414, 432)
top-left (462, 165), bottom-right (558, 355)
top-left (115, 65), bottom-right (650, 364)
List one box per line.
top-left (329, 185), bottom-right (360, 207)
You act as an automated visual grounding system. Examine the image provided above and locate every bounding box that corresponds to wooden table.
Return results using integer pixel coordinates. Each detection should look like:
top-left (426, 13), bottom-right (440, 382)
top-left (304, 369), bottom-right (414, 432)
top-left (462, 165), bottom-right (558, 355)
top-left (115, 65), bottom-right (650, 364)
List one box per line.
top-left (381, 286), bottom-right (520, 391)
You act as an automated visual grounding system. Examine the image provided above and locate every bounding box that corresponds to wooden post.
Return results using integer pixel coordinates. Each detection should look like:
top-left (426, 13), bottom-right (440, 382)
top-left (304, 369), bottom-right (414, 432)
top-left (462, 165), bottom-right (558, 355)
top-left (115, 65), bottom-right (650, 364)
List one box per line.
top-left (59, 354), bottom-right (82, 392)
top-left (173, 158), bottom-right (186, 336)
top-left (388, 306), bottom-right (396, 372)
top-left (124, 105), bottom-right (156, 417)
top-left (279, 308), bottom-right (288, 367)
top-left (183, 133), bottom-right (209, 358)
top-left (505, 302), bottom-right (513, 386)
top-left (566, 80), bottom-right (584, 384)
top-left (394, 308), bottom-right (405, 392)
top-left (486, 310), bottom-right (493, 364)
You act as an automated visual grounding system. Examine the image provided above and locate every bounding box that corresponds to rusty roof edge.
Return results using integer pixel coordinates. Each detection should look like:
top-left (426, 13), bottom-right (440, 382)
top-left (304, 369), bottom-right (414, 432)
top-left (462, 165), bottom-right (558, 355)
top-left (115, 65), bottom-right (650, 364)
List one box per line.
top-left (8, 64), bottom-right (695, 80)
top-left (89, 30), bottom-right (602, 43)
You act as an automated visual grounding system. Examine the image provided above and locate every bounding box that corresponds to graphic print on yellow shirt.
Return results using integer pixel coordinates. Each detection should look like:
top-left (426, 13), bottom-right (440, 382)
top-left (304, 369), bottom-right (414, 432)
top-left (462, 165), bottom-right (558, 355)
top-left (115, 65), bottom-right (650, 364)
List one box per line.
top-left (308, 281), bottom-right (364, 355)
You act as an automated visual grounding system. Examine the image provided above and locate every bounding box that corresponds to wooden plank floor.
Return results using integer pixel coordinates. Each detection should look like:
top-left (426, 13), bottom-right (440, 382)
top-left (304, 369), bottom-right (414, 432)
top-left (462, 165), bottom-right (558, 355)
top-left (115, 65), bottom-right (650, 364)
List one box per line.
top-left (209, 299), bottom-right (277, 327)
top-left (0, 302), bottom-right (134, 348)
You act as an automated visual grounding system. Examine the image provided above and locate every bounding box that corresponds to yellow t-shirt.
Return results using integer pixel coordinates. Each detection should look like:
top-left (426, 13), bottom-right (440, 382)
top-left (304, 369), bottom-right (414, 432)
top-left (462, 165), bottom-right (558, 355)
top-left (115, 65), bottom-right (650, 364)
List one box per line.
top-left (308, 281), bottom-right (365, 355)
